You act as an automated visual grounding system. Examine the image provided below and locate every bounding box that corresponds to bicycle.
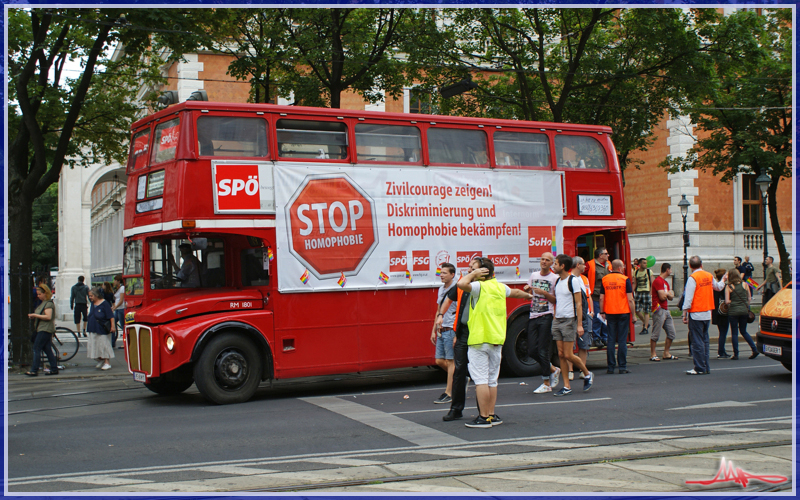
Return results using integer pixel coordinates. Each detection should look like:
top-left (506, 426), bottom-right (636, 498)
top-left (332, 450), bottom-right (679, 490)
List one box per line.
top-left (51, 326), bottom-right (80, 362)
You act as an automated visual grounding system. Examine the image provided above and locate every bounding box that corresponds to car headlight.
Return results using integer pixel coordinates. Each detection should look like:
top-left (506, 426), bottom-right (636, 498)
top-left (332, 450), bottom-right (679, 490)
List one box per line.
top-left (165, 335), bottom-right (175, 352)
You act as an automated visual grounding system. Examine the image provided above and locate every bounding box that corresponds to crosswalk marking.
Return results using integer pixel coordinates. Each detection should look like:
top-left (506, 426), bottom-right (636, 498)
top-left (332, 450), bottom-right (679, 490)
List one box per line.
top-left (300, 395), bottom-right (467, 447)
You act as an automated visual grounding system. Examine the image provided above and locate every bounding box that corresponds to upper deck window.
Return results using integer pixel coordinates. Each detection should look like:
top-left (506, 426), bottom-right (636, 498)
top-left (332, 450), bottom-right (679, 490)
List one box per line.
top-left (355, 124), bottom-right (421, 163)
top-left (277, 119), bottom-right (348, 160)
top-left (493, 131), bottom-right (550, 168)
top-left (128, 129), bottom-right (150, 171)
top-left (151, 117), bottom-right (180, 164)
top-left (427, 128), bottom-right (488, 166)
top-left (197, 116), bottom-right (268, 157)
top-left (555, 135), bottom-right (607, 170)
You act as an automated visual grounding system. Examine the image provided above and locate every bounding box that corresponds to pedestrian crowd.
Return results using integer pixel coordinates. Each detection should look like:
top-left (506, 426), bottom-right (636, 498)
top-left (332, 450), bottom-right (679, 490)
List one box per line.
top-left (431, 249), bottom-right (778, 428)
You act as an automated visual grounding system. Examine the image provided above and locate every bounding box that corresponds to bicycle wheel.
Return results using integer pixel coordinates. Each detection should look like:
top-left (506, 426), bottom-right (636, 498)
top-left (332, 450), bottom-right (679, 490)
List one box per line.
top-left (53, 327), bottom-right (80, 361)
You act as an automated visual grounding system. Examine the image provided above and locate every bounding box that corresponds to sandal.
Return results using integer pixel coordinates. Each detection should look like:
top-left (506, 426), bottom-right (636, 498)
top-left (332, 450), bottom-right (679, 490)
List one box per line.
top-left (24, 371), bottom-right (38, 377)
top-left (649, 356), bottom-right (661, 362)
top-left (663, 355), bottom-right (679, 360)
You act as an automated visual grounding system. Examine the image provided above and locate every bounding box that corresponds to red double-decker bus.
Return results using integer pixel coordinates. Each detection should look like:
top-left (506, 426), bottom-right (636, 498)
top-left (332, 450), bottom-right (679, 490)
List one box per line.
top-left (121, 101), bottom-right (630, 404)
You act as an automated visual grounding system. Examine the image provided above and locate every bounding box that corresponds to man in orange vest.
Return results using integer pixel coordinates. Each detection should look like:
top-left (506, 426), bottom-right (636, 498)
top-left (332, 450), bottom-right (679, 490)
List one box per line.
top-left (599, 259), bottom-right (635, 374)
top-left (587, 247), bottom-right (612, 347)
top-left (682, 256), bottom-right (715, 375)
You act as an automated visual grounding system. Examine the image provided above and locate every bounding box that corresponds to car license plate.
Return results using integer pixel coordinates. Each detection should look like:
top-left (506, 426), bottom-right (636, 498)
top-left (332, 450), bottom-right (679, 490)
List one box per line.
top-left (133, 371), bottom-right (147, 382)
top-left (763, 345), bottom-right (782, 356)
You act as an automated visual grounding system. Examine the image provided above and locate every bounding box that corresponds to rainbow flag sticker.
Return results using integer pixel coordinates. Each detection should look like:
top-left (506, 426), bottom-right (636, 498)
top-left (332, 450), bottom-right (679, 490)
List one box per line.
top-left (337, 272), bottom-right (347, 288)
top-left (515, 266), bottom-right (520, 278)
top-left (435, 267), bottom-right (441, 276)
top-left (745, 277), bottom-right (759, 289)
top-left (300, 269), bottom-right (310, 284)
top-left (405, 270), bottom-right (412, 283)
top-left (379, 271), bottom-right (389, 284)
top-left (267, 247), bottom-right (274, 262)
top-left (550, 226), bottom-right (557, 254)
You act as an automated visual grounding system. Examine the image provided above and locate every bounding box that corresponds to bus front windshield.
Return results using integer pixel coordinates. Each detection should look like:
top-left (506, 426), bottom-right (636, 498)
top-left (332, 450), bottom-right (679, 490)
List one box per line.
top-left (148, 238), bottom-right (226, 290)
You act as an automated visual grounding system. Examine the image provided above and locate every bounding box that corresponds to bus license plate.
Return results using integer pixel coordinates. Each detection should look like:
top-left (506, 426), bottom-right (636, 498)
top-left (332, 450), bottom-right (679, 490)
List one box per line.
top-left (763, 345), bottom-right (782, 356)
top-left (133, 372), bottom-right (147, 382)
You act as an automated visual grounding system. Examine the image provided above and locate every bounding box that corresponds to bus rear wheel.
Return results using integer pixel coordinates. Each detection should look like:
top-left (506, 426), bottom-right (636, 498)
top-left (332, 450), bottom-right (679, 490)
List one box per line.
top-left (194, 333), bottom-right (262, 404)
top-left (145, 366), bottom-right (194, 395)
top-left (501, 314), bottom-right (541, 377)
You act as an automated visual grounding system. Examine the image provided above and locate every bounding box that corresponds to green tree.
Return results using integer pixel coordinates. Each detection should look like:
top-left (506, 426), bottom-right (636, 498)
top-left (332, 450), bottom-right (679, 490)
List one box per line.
top-left (408, 8), bottom-right (711, 171)
top-left (7, 8), bottom-right (202, 366)
top-left (274, 8), bottom-right (412, 108)
top-left (661, 9), bottom-right (792, 283)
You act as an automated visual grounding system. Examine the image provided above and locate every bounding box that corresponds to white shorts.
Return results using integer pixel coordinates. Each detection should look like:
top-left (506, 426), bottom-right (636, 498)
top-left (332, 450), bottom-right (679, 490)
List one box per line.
top-left (467, 343), bottom-right (502, 387)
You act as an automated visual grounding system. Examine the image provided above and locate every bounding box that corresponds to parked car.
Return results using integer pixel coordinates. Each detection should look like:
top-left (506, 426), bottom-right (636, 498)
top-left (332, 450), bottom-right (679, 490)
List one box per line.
top-left (757, 282), bottom-right (793, 372)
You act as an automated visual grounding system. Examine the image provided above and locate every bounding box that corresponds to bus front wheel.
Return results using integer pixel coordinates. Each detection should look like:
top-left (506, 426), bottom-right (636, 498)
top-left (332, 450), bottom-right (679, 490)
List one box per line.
top-left (145, 366), bottom-right (194, 395)
top-left (501, 314), bottom-right (541, 377)
top-left (194, 333), bottom-right (262, 404)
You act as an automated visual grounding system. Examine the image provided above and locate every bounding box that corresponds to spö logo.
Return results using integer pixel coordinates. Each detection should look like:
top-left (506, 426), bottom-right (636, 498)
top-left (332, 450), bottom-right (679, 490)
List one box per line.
top-left (215, 164), bottom-right (261, 211)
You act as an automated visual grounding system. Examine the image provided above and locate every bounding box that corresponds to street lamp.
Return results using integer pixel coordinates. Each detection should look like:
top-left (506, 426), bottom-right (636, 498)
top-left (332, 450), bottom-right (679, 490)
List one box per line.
top-left (755, 168), bottom-right (771, 278)
top-left (678, 194), bottom-right (691, 291)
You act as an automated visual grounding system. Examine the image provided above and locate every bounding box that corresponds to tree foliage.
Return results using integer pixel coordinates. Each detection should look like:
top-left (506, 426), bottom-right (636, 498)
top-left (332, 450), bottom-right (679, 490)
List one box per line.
top-left (7, 8), bottom-right (203, 366)
top-left (404, 8), bottom-right (711, 171)
top-left (660, 9), bottom-right (792, 282)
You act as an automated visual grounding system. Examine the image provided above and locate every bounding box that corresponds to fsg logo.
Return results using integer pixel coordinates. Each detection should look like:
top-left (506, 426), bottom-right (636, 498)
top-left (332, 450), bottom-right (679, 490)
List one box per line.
top-left (528, 226), bottom-right (557, 258)
top-left (412, 251), bottom-right (429, 271)
top-left (215, 164), bottom-right (261, 211)
top-left (389, 251), bottom-right (407, 272)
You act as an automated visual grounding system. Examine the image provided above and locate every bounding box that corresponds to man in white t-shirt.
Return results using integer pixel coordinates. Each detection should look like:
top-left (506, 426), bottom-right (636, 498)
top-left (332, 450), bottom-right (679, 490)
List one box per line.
top-left (523, 252), bottom-right (561, 394)
top-left (431, 263), bottom-right (458, 404)
top-left (539, 254), bottom-right (594, 396)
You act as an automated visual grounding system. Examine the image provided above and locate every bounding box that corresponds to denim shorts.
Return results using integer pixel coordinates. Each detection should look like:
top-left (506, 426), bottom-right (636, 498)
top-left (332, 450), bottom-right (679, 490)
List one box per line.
top-left (435, 328), bottom-right (456, 360)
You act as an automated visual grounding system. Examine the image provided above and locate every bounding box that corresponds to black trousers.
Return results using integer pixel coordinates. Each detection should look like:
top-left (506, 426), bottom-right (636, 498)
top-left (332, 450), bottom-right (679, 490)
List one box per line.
top-left (527, 314), bottom-right (556, 379)
top-left (450, 326), bottom-right (470, 413)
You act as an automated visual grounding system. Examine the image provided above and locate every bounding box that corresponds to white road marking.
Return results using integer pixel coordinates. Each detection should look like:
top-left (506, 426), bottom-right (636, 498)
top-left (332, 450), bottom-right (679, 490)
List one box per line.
top-left (667, 397), bottom-right (792, 411)
top-left (709, 364), bottom-right (788, 371)
top-left (8, 416), bottom-right (791, 485)
top-left (299, 395), bottom-right (467, 446)
top-left (391, 397), bottom-right (612, 415)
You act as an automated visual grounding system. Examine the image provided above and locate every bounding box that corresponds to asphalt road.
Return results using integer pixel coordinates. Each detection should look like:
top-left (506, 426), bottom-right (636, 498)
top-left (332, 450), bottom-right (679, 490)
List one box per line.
top-left (6, 337), bottom-right (793, 493)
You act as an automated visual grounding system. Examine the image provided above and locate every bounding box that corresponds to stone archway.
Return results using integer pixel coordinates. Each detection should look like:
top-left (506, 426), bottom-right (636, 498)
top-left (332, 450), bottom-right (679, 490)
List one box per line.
top-left (54, 163), bottom-right (126, 319)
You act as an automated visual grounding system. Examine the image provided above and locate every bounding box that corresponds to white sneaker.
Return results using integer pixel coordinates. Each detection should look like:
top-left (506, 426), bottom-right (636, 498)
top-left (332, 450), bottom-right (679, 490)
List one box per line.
top-left (550, 367), bottom-right (561, 387)
top-left (533, 383), bottom-right (552, 394)
top-left (579, 372), bottom-right (586, 379)
top-left (96, 361), bottom-right (105, 369)
top-left (568, 371), bottom-right (574, 381)
top-left (101, 363), bottom-right (112, 370)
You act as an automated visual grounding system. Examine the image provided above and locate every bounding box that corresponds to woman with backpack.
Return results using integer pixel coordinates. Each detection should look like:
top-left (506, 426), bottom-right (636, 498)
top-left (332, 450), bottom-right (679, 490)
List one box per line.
top-left (725, 269), bottom-right (758, 360)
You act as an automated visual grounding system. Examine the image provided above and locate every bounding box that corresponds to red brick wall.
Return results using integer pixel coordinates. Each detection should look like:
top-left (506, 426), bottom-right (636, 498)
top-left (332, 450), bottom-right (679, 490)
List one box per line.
top-left (198, 54), bottom-right (250, 103)
top-left (623, 115), bottom-right (672, 234)
top-left (695, 169), bottom-right (734, 230)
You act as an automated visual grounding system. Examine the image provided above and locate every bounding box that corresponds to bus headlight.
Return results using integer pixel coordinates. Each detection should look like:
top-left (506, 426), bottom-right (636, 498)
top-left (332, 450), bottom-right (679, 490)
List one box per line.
top-left (165, 335), bottom-right (175, 352)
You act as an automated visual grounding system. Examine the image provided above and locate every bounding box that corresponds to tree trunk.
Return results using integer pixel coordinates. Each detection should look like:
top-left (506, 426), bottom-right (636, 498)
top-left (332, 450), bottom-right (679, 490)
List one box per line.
top-left (767, 178), bottom-right (790, 285)
top-left (8, 193), bottom-right (35, 368)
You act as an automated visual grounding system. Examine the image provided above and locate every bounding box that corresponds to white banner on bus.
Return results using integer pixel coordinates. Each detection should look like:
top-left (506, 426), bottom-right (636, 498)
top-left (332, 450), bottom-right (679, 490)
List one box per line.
top-left (274, 164), bottom-right (564, 292)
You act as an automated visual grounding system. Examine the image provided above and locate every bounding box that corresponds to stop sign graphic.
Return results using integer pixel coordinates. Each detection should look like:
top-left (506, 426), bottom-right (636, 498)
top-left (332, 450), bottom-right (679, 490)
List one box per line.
top-left (286, 174), bottom-right (378, 278)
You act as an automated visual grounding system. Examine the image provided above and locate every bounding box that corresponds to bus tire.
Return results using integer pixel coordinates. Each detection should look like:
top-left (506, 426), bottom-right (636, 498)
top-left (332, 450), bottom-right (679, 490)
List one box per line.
top-left (145, 366), bottom-right (194, 395)
top-left (781, 361), bottom-right (792, 372)
top-left (193, 332), bottom-right (262, 404)
top-left (501, 314), bottom-right (542, 377)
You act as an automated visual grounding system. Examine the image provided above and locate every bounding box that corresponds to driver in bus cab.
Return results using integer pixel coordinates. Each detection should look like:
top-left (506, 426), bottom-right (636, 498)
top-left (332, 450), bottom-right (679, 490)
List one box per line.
top-left (170, 243), bottom-right (201, 287)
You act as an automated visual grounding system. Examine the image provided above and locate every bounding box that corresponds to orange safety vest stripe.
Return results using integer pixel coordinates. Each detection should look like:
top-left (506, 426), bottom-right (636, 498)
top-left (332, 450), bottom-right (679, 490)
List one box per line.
top-left (580, 275), bottom-right (593, 314)
top-left (587, 259), bottom-right (611, 294)
top-left (601, 273), bottom-right (631, 314)
top-left (452, 287), bottom-right (464, 330)
top-left (688, 269), bottom-right (715, 313)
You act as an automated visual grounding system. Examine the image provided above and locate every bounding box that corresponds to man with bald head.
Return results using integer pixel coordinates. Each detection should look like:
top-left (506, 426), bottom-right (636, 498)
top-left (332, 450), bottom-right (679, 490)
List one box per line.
top-left (523, 252), bottom-right (561, 393)
top-left (599, 259), bottom-right (635, 374)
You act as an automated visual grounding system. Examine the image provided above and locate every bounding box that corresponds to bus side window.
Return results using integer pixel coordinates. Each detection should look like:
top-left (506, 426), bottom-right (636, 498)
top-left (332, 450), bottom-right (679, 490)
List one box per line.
top-left (428, 128), bottom-right (488, 166)
top-left (355, 123), bottom-right (421, 163)
top-left (196, 116), bottom-right (268, 157)
top-left (204, 250), bottom-right (226, 288)
top-left (241, 249), bottom-right (269, 287)
top-left (276, 119), bottom-right (348, 160)
top-left (493, 131), bottom-right (550, 168)
top-left (555, 135), bottom-right (607, 170)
